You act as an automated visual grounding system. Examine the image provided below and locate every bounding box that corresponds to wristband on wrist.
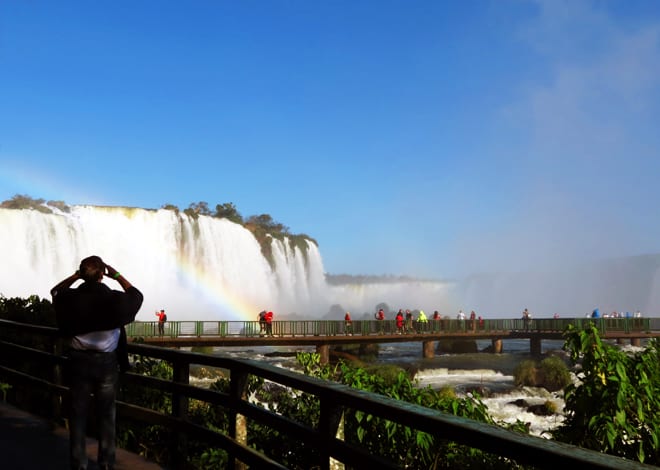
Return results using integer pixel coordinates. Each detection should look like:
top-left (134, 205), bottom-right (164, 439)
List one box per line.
top-left (113, 272), bottom-right (121, 279)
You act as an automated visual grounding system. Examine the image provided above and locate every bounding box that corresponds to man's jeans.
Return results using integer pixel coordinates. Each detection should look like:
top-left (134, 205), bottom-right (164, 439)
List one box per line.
top-left (68, 350), bottom-right (119, 470)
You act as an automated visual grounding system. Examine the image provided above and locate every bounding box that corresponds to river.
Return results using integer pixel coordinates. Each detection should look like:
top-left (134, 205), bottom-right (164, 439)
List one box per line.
top-left (204, 338), bottom-right (578, 437)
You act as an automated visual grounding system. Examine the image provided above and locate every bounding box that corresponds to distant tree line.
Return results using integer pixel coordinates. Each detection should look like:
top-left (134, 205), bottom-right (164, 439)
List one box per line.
top-left (1, 194), bottom-right (317, 269)
top-left (0, 194), bottom-right (70, 214)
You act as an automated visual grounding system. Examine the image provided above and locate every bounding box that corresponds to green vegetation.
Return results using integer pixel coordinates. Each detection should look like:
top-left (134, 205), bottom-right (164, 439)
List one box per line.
top-left (539, 356), bottom-right (572, 391)
top-left (513, 360), bottom-right (538, 387)
top-left (513, 356), bottom-right (571, 392)
top-left (0, 194), bottom-right (70, 213)
top-left (294, 353), bottom-right (530, 469)
top-left (0, 294), bottom-right (57, 327)
top-left (554, 325), bottom-right (660, 465)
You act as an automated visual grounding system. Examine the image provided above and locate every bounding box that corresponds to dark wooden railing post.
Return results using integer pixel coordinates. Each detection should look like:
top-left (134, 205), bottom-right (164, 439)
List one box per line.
top-left (317, 344), bottom-right (330, 364)
top-left (229, 368), bottom-right (250, 470)
top-left (319, 395), bottom-right (344, 470)
top-left (171, 359), bottom-right (190, 469)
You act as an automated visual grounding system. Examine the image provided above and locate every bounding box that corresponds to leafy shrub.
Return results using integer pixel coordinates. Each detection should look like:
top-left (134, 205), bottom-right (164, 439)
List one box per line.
top-left (513, 359), bottom-right (538, 386)
top-left (554, 326), bottom-right (660, 465)
top-left (539, 356), bottom-right (571, 391)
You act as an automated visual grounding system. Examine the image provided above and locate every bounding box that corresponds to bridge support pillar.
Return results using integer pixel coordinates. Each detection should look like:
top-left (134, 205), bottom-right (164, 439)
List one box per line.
top-left (422, 341), bottom-right (435, 359)
top-left (491, 339), bottom-right (502, 354)
top-left (530, 337), bottom-right (542, 356)
top-left (631, 338), bottom-right (641, 347)
top-left (317, 344), bottom-right (330, 364)
top-left (617, 338), bottom-right (626, 345)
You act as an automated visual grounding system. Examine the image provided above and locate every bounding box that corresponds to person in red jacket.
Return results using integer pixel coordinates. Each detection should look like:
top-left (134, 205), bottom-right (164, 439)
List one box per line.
top-left (155, 309), bottom-right (167, 336)
top-left (395, 310), bottom-right (404, 334)
top-left (265, 311), bottom-right (274, 336)
top-left (375, 308), bottom-right (385, 334)
top-left (344, 311), bottom-right (353, 335)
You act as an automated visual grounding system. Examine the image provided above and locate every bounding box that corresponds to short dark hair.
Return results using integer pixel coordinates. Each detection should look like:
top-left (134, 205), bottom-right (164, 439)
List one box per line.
top-left (79, 255), bottom-right (105, 282)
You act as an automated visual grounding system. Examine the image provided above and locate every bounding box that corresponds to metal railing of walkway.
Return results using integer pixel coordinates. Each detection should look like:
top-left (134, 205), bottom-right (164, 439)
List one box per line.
top-left (127, 317), bottom-right (656, 339)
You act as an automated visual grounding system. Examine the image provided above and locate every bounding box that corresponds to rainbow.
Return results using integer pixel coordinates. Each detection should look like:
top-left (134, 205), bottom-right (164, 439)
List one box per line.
top-left (175, 254), bottom-right (259, 322)
top-left (0, 160), bottom-right (95, 205)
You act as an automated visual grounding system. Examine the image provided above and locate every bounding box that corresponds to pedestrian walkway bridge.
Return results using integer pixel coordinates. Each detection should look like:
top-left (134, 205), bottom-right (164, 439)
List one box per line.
top-left (128, 317), bottom-right (660, 362)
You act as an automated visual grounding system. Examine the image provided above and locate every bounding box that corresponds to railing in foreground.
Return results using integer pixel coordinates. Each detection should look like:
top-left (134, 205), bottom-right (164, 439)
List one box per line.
top-left (0, 318), bottom-right (654, 470)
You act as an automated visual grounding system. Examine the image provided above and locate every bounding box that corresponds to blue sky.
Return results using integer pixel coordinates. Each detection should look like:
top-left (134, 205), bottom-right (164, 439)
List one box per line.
top-left (1, 0), bottom-right (659, 279)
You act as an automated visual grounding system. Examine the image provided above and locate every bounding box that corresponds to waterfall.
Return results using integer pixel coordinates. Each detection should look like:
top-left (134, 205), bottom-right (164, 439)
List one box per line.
top-left (0, 206), bottom-right (454, 321)
top-left (0, 206), bottom-right (325, 321)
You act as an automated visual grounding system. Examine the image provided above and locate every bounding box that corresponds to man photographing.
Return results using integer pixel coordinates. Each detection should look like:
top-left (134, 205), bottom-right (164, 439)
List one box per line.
top-left (51, 255), bottom-right (143, 470)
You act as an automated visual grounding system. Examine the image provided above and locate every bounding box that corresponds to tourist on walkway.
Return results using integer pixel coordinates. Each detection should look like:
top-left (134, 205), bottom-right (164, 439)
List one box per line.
top-left (395, 310), bottom-right (404, 334)
top-left (155, 309), bottom-right (167, 336)
top-left (265, 310), bottom-right (274, 336)
top-left (51, 255), bottom-right (143, 470)
top-left (469, 310), bottom-right (477, 331)
top-left (257, 310), bottom-right (267, 336)
top-left (405, 309), bottom-right (415, 334)
top-left (432, 310), bottom-right (441, 332)
top-left (522, 308), bottom-right (532, 331)
top-left (375, 308), bottom-right (385, 334)
top-left (417, 310), bottom-right (428, 332)
top-left (344, 311), bottom-right (353, 335)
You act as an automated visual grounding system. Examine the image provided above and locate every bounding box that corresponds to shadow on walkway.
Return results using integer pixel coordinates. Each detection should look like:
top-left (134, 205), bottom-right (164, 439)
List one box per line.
top-left (0, 402), bottom-right (164, 470)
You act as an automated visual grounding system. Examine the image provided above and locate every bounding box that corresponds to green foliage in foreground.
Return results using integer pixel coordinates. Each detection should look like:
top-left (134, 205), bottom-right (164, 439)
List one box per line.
top-left (293, 353), bottom-right (531, 469)
top-left (0, 294), bottom-right (56, 327)
top-left (117, 352), bottom-right (531, 469)
top-left (554, 325), bottom-right (660, 465)
top-left (200, 354), bottom-right (529, 470)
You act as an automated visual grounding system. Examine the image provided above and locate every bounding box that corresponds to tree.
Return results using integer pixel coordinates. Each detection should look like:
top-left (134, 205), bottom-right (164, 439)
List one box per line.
top-left (246, 214), bottom-right (288, 234)
top-left (161, 204), bottom-right (179, 212)
top-left (214, 202), bottom-right (243, 224)
top-left (554, 325), bottom-right (660, 465)
top-left (184, 201), bottom-right (212, 217)
top-left (0, 194), bottom-right (51, 213)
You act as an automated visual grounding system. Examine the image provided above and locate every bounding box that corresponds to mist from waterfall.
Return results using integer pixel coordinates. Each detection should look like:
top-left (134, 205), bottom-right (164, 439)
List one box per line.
top-left (0, 206), bottom-right (453, 321)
